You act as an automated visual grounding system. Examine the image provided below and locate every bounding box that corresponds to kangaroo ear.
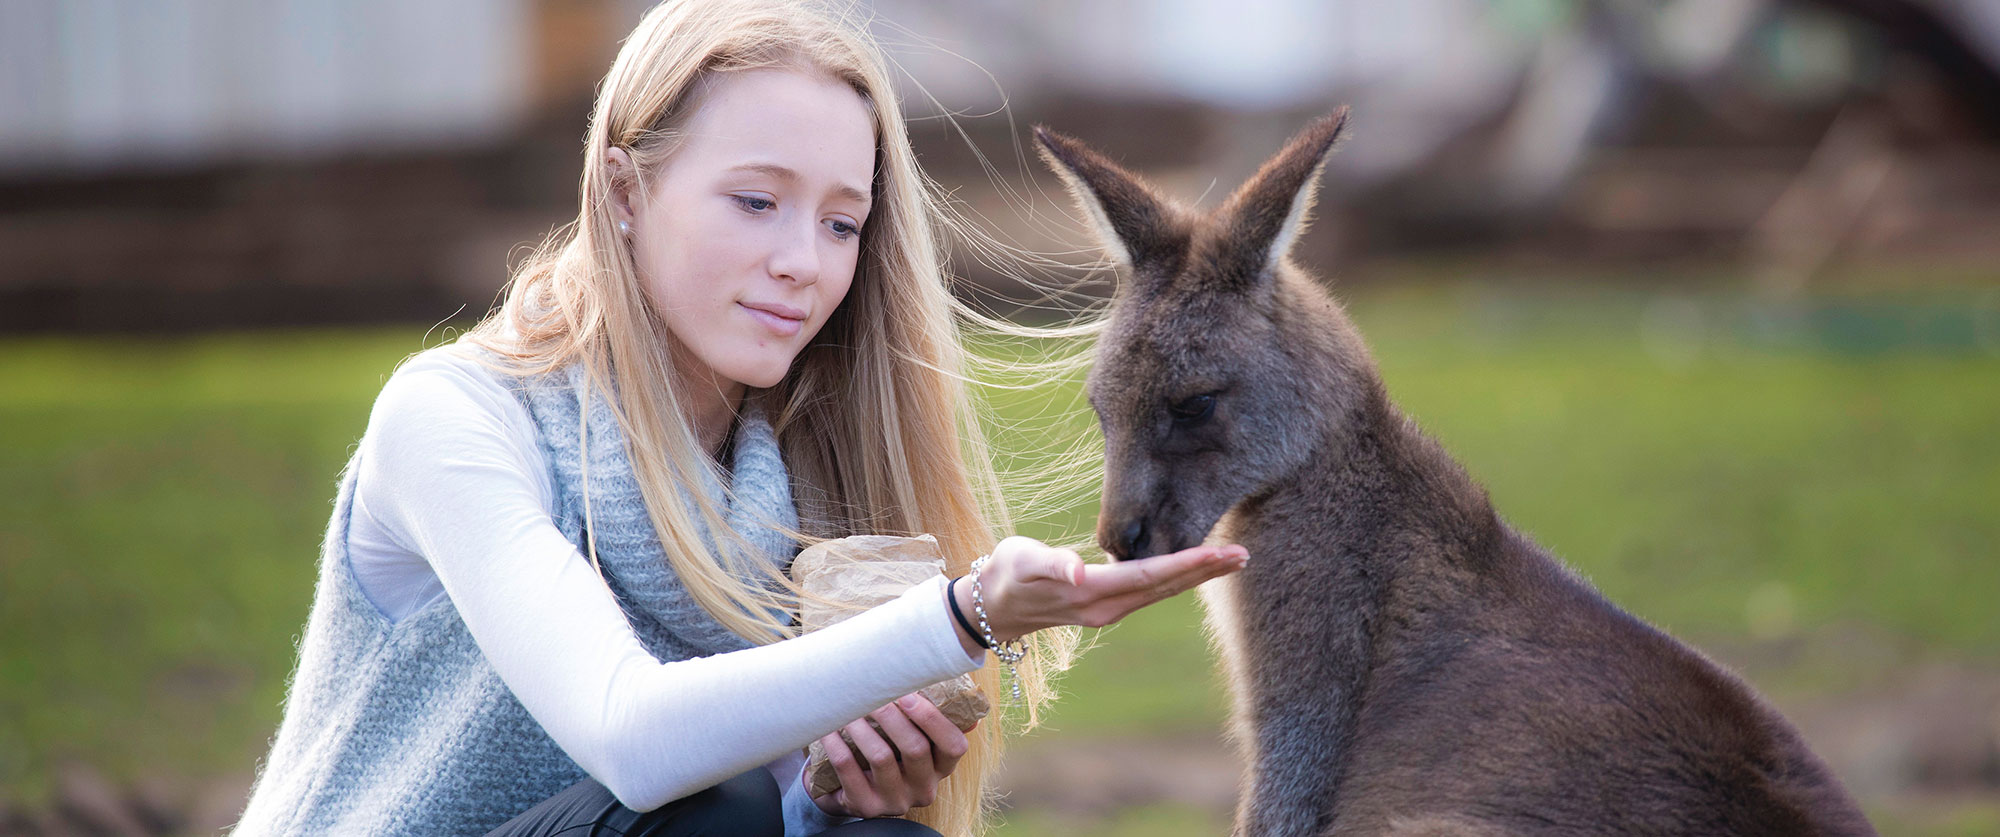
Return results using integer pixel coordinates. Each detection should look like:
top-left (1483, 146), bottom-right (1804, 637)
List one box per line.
top-left (1216, 107), bottom-right (1350, 279)
top-left (1034, 126), bottom-right (1186, 272)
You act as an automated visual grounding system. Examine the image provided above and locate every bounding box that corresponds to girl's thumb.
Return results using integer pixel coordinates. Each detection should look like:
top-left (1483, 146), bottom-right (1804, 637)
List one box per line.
top-left (1039, 549), bottom-right (1086, 586)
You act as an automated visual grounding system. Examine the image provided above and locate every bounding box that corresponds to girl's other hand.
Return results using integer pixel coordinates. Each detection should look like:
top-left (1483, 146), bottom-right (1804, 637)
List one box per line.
top-left (958, 536), bottom-right (1248, 645)
top-left (809, 692), bottom-right (970, 818)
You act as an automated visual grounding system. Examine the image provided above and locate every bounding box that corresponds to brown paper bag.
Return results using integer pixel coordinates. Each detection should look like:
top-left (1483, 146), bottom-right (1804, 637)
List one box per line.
top-left (792, 534), bottom-right (990, 798)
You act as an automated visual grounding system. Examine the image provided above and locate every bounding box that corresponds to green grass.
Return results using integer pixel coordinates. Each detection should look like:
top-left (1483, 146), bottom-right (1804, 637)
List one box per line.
top-left (0, 329), bottom-right (437, 803)
top-left (3, 282), bottom-right (1997, 826)
top-left (1867, 797), bottom-right (2000, 837)
top-left (1364, 285), bottom-right (2000, 654)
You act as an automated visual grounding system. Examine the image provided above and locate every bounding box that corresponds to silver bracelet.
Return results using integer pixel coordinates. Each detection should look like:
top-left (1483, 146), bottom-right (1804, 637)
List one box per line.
top-left (969, 553), bottom-right (1028, 701)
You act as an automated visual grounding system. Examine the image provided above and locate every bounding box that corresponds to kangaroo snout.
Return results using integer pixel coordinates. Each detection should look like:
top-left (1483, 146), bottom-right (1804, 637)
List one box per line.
top-left (1098, 503), bottom-right (1204, 561)
top-left (1097, 454), bottom-right (1168, 560)
top-left (1098, 514), bottom-right (1148, 561)
top-left (1097, 454), bottom-right (1216, 560)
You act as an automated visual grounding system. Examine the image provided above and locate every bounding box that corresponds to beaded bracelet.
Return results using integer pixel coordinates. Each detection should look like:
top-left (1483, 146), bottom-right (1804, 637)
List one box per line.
top-left (969, 554), bottom-right (1029, 701)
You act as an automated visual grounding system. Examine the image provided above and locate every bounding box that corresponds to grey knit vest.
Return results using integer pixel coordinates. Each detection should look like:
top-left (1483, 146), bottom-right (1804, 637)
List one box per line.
top-left (232, 353), bottom-right (799, 835)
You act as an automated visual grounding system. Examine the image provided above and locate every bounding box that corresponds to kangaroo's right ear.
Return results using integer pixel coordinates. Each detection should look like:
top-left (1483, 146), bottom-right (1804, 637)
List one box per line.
top-left (1034, 126), bottom-right (1187, 272)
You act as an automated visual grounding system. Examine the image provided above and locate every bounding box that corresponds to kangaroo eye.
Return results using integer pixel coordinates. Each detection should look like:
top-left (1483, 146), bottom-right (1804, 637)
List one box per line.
top-left (1168, 393), bottom-right (1217, 424)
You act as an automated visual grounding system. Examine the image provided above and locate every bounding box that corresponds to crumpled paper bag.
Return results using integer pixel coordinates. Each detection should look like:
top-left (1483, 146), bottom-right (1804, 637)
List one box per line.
top-left (792, 534), bottom-right (990, 798)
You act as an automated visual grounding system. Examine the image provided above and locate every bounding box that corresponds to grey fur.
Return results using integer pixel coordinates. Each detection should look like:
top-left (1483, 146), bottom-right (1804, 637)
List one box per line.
top-left (1035, 110), bottom-right (1877, 836)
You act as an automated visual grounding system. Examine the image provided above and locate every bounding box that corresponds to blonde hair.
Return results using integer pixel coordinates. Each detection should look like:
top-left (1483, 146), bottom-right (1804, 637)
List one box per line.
top-left (462, 1), bottom-right (1093, 832)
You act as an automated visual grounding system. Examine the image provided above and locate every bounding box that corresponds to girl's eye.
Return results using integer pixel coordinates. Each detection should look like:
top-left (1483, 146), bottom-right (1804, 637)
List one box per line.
top-left (733, 195), bottom-right (775, 213)
top-left (827, 219), bottom-right (860, 240)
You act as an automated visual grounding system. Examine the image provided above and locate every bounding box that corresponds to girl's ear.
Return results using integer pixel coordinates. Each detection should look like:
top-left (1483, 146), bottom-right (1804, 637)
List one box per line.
top-left (605, 146), bottom-right (640, 225)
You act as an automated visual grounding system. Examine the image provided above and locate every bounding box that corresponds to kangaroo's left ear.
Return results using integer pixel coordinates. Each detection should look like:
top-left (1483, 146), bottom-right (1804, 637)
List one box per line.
top-left (1216, 107), bottom-right (1350, 282)
top-left (1034, 125), bottom-right (1189, 277)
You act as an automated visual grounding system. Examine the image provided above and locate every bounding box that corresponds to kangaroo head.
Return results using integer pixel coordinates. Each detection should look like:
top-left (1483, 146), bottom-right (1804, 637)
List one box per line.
top-left (1036, 108), bottom-right (1377, 561)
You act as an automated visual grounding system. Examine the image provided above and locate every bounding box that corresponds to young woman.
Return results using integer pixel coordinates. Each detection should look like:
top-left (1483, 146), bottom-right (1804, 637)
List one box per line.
top-left (231, 1), bottom-right (1247, 835)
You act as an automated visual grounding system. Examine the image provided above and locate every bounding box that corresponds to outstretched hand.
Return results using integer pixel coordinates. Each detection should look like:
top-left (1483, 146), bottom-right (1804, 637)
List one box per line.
top-left (952, 536), bottom-right (1249, 647)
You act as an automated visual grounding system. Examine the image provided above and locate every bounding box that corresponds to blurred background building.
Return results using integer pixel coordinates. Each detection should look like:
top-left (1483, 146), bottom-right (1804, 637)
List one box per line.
top-left (3, 0), bottom-right (1998, 331)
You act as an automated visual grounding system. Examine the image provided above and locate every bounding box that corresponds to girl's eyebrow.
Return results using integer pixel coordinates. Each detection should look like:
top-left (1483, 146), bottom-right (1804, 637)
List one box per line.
top-left (726, 162), bottom-right (870, 206)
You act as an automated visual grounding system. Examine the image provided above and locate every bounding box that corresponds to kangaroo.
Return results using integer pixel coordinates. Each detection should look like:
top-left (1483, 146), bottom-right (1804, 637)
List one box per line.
top-left (1036, 109), bottom-right (1877, 836)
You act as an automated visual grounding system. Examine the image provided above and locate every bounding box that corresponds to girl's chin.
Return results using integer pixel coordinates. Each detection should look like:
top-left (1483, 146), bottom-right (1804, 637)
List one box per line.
top-left (722, 357), bottom-right (797, 390)
top-left (697, 334), bottom-right (811, 391)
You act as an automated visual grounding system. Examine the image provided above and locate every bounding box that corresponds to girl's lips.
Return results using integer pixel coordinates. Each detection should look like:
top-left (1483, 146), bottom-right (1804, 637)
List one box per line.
top-left (739, 302), bottom-right (804, 337)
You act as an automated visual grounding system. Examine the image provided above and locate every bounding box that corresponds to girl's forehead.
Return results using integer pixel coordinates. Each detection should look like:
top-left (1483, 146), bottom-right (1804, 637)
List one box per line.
top-left (671, 69), bottom-right (876, 189)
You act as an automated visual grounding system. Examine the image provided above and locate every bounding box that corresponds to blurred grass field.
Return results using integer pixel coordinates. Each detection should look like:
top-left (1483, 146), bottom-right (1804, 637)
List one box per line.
top-left (3, 278), bottom-right (1998, 834)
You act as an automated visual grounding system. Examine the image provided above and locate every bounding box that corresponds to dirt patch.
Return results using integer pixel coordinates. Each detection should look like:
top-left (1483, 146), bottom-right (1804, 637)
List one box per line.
top-left (4, 661), bottom-right (1995, 835)
top-left (996, 731), bottom-right (1241, 821)
top-left (1780, 662), bottom-right (2000, 799)
top-left (993, 660), bottom-right (2000, 829)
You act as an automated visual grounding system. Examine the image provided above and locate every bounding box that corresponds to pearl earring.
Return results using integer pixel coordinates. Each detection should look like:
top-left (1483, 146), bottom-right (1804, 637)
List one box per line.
top-left (617, 220), bottom-right (632, 236)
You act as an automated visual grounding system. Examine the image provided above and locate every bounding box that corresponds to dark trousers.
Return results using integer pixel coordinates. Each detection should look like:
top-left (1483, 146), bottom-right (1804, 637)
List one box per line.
top-left (484, 768), bottom-right (943, 836)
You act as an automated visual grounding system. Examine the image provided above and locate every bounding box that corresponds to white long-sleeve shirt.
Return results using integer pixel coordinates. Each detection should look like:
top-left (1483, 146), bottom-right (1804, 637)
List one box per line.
top-left (343, 344), bottom-right (983, 833)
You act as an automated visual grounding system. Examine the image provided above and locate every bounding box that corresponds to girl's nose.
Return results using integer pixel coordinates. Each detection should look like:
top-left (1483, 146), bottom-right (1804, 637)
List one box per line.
top-left (768, 220), bottom-right (821, 285)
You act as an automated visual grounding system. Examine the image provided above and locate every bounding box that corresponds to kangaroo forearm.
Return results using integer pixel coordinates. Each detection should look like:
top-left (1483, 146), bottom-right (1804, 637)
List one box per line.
top-left (1234, 636), bottom-right (1361, 835)
top-left (1238, 710), bottom-right (1346, 837)
top-left (1230, 597), bottom-right (1374, 836)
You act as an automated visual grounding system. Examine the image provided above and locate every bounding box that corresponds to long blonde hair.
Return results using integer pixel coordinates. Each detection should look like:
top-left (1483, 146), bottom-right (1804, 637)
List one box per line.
top-left (462, 1), bottom-right (1090, 832)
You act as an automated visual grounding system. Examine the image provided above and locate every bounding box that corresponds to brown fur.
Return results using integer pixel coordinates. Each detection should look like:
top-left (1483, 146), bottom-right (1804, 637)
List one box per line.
top-left (1036, 110), bottom-right (1877, 836)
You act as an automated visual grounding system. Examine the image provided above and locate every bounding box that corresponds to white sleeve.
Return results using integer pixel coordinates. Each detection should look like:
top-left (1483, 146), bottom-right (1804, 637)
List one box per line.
top-left (357, 355), bottom-right (984, 813)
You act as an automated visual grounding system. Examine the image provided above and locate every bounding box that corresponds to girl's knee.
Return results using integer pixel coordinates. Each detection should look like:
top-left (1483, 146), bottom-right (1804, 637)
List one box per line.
top-left (633, 769), bottom-right (780, 837)
top-left (826, 817), bottom-right (944, 836)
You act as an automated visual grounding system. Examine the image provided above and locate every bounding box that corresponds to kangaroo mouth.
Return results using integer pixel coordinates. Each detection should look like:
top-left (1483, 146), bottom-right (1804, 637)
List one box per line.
top-left (1099, 501), bottom-right (1224, 561)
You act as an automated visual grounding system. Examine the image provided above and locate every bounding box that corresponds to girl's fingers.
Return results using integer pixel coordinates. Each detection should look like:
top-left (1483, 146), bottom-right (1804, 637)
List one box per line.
top-left (1080, 544), bottom-right (1245, 598)
top-left (1086, 554), bottom-right (1246, 625)
top-left (1001, 540), bottom-right (1086, 586)
top-left (870, 705), bottom-right (941, 809)
top-left (846, 715), bottom-right (901, 777)
top-left (1038, 548), bottom-right (1088, 586)
top-left (869, 702), bottom-right (935, 783)
top-left (821, 730), bottom-right (872, 815)
top-left (897, 694), bottom-right (970, 775)
top-left (845, 714), bottom-right (907, 813)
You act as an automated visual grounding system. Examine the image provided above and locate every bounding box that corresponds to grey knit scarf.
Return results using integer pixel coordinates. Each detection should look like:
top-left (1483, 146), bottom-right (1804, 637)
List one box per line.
top-left (513, 359), bottom-right (802, 661)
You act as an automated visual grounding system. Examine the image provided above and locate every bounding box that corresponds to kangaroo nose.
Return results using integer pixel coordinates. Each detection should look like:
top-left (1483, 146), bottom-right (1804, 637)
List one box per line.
top-left (1118, 517), bottom-right (1148, 562)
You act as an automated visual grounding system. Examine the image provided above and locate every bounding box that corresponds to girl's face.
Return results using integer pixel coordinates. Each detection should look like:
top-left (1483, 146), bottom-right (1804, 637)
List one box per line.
top-left (616, 68), bottom-right (876, 394)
